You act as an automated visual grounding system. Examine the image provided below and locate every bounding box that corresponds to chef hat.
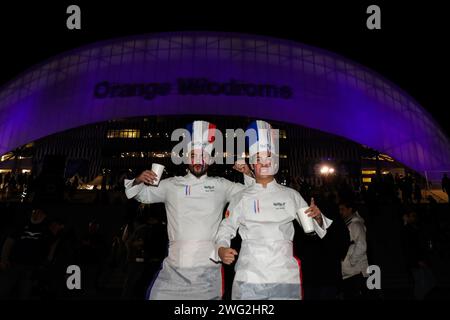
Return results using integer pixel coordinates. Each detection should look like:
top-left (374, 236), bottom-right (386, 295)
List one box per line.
top-left (186, 120), bottom-right (217, 162)
top-left (246, 120), bottom-right (278, 159)
top-left (246, 120), bottom-right (279, 175)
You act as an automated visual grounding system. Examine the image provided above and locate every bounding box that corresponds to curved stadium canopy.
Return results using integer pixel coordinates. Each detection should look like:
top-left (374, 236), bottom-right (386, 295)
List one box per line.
top-left (0, 31), bottom-right (449, 175)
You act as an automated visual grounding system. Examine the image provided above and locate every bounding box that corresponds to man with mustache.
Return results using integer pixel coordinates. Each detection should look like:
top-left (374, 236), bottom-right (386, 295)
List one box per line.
top-left (124, 120), bottom-right (253, 300)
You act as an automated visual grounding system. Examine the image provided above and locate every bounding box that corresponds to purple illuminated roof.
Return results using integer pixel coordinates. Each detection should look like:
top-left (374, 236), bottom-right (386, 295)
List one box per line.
top-left (0, 31), bottom-right (449, 175)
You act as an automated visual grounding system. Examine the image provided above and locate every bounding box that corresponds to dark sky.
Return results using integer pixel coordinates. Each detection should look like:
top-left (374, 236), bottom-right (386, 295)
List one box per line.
top-left (1, 1), bottom-right (448, 135)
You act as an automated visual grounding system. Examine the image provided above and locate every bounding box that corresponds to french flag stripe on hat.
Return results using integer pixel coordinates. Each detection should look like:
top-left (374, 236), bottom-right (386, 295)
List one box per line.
top-left (207, 122), bottom-right (216, 143)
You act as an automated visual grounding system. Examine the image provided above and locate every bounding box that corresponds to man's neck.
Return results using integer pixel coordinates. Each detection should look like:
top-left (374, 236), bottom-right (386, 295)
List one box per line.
top-left (188, 170), bottom-right (207, 179)
top-left (255, 176), bottom-right (275, 188)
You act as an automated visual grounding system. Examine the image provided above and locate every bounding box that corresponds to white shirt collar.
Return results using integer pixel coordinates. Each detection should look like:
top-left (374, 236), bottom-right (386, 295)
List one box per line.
top-left (253, 178), bottom-right (278, 190)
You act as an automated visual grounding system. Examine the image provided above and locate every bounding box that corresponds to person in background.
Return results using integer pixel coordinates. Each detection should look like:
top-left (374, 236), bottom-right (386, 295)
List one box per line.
top-left (339, 201), bottom-right (369, 299)
top-left (0, 203), bottom-right (52, 299)
top-left (402, 209), bottom-right (435, 299)
top-left (79, 220), bottom-right (107, 298)
top-left (296, 193), bottom-right (350, 300)
top-left (122, 204), bottom-right (168, 299)
top-left (42, 216), bottom-right (79, 299)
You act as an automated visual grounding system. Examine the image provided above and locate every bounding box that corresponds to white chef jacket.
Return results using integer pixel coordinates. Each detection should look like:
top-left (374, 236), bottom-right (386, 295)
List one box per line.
top-left (214, 179), bottom-right (333, 300)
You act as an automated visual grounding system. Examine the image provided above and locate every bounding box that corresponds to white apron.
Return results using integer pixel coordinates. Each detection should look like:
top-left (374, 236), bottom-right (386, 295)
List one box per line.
top-left (232, 239), bottom-right (302, 300)
top-left (147, 240), bottom-right (223, 300)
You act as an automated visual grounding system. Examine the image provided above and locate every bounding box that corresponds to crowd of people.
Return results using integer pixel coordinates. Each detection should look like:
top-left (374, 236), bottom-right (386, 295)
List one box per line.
top-left (0, 170), bottom-right (448, 300)
top-left (0, 201), bottom-right (169, 300)
top-left (0, 171), bottom-right (33, 200)
top-left (0, 126), bottom-right (449, 301)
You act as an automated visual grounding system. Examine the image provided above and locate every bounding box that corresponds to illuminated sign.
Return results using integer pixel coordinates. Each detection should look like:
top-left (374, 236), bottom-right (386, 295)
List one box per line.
top-left (93, 78), bottom-right (293, 101)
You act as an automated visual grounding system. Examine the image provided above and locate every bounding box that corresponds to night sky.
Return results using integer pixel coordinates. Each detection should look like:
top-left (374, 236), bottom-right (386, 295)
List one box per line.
top-left (0, 1), bottom-right (448, 136)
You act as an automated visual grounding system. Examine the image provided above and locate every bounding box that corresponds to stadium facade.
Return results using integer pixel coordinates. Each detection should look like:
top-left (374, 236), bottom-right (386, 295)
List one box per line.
top-left (0, 32), bottom-right (449, 186)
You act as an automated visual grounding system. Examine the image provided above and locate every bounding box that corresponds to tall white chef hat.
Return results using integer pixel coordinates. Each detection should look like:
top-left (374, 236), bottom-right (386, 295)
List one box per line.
top-left (246, 120), bottom-right (278, 158)
top-left (186, 120), bottom-right (217, 164)
top-left (246, 120), bottom-right (279, 174)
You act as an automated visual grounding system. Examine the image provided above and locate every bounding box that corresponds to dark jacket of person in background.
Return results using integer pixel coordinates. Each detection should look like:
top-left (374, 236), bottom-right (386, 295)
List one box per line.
top-left (122, 210), bottom-right (168, 299)
top-left (0, 207), bottom-right (52, 299)
top-left (401, 210), bottom-right (435, 299)
top-left (295, 198), bottom-right (350, 300)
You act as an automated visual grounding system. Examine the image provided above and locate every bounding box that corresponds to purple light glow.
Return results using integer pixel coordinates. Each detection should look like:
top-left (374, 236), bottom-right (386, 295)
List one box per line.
top-left (0, 31), bottom-right (449, 175)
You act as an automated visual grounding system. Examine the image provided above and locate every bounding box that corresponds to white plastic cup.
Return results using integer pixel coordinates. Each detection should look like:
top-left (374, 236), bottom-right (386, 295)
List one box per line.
top-left (297, 207), bottom-right (315, 234)
top-left (151, 163), bottom-right (165, 186)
